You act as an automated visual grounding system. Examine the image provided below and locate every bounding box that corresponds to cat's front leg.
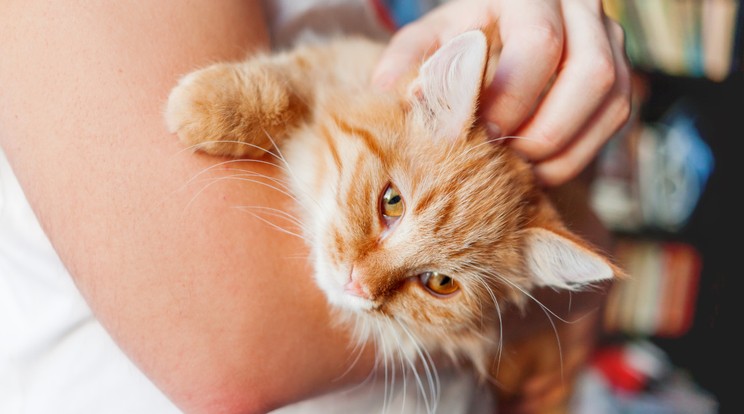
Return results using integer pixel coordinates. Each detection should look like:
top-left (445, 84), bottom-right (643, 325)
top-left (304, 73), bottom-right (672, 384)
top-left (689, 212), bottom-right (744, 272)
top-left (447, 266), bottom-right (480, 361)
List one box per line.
top-left (165, 58), bottom-right (310, 159)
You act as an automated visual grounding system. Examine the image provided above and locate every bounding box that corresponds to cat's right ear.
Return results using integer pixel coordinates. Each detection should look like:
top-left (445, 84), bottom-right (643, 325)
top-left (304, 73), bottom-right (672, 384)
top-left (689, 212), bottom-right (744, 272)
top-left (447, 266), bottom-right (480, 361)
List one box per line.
top-left (407, 30), bottom-right (488, 142)
top-left (522, 228), bottom-right (620, 291)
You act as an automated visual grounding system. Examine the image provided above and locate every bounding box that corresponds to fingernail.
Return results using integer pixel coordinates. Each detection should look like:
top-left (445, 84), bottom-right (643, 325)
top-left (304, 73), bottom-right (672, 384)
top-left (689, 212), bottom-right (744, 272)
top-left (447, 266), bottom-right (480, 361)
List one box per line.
top-left (486, 122), bottom-right (502, 137)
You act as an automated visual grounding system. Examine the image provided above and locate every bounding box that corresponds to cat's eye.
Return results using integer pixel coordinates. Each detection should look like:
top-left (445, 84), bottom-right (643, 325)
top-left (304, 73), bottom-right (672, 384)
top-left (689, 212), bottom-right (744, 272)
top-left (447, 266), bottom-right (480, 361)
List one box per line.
top-left (381, 184), bottom-right (404, 220)
top-left (420, 272), bottom-right (459, 296)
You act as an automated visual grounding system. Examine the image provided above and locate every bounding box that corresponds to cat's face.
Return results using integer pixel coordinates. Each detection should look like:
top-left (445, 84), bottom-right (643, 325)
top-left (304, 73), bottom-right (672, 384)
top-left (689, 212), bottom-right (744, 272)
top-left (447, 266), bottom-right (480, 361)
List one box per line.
top-left (293, 94), bottom-right (545, 367)
top-left (285, 31), bottom-right (616, 366)
top-left (306, 103), bottom-right (531, 328)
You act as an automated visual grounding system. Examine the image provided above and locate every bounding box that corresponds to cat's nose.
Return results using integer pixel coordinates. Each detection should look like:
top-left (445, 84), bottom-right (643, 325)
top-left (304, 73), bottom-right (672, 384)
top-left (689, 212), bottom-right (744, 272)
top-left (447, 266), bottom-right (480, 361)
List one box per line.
top-left (344, 268), bottom-right (370, 299)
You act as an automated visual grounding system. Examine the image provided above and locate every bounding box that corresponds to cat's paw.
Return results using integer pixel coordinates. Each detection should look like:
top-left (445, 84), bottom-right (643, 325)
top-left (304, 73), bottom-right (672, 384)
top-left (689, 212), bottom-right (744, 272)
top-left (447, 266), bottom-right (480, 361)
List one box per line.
top-left (165, 62), bottom-right (305, 158)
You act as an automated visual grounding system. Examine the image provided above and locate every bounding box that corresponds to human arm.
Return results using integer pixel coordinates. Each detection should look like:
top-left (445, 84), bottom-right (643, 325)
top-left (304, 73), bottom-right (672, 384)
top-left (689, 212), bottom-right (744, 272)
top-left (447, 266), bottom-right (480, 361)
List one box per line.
top-left (0, 1), bottom-right (373, 413)
top-left (373, 0), bottom-right (632, 186)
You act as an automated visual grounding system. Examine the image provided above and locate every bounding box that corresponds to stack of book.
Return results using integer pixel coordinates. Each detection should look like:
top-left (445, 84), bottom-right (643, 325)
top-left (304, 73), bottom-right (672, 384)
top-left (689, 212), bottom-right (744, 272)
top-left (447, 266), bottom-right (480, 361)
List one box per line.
top-left (603, 0), bottom-right (743, 81)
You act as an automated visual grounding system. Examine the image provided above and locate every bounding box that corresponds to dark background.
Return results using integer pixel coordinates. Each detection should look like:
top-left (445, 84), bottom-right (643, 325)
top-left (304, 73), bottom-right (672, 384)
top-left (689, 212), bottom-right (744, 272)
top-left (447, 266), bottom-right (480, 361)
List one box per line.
top-left (630, 71), bottom-right (742, 414)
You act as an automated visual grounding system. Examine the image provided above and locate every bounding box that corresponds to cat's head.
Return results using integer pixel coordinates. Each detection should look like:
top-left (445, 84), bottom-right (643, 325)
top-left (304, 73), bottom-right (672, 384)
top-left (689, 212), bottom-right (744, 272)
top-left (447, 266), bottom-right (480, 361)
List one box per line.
top-left (292, 31), bottom-right (619, 371)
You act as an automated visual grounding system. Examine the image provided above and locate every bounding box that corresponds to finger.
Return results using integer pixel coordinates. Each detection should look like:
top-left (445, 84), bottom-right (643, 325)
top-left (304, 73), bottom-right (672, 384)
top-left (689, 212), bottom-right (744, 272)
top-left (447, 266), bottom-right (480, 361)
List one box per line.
top-left (533, 16), bottom-right (632, 186)
top-left (372, 1), bottom-right (491, 90)
top-left (509, 0), bottom-right (616, 162)
top-left (371, 22), bottom-right (441, 90)
top-left (480, 0), bottom-right (564, 136)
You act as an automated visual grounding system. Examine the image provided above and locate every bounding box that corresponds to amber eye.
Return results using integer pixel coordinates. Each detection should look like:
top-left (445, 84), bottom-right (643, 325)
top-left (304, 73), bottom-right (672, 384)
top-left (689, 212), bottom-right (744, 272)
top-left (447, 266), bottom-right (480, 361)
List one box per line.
top-left (381, 184), bottom-right (404, 220)
top-left (420, 272), bottom-right (459, 296)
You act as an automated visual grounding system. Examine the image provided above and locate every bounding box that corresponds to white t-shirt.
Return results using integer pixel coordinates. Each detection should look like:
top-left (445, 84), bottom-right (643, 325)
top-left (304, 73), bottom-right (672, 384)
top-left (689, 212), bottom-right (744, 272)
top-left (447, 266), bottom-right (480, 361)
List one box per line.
top-left (0, 149), bottom-right (180, 413)
top-left (0, 1), bottom-right (493, 412)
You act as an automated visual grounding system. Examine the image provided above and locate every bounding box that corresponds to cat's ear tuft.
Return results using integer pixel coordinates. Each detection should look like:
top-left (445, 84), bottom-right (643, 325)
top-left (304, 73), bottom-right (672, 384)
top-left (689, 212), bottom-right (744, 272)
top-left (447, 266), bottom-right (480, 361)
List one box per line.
top-left (522, 228), bottom-right (617, 290)
top-left (408, 30), bottom-right (488, 141)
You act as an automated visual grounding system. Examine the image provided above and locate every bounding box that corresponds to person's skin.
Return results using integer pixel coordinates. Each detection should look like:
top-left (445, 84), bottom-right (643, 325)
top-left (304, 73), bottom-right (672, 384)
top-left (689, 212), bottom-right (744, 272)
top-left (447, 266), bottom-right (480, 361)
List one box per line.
top-left (0, 1), bottom-right (625, 414)
top-left (0, 2), bottom-right (375, 413)
top-left (373, 0), bottom-right (632, 187)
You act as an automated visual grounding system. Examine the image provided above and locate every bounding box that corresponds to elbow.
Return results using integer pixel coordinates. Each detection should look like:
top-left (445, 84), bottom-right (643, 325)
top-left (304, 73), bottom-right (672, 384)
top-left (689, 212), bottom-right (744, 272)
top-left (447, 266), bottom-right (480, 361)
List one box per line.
top-left (172, 383), bottom-right (287, 414)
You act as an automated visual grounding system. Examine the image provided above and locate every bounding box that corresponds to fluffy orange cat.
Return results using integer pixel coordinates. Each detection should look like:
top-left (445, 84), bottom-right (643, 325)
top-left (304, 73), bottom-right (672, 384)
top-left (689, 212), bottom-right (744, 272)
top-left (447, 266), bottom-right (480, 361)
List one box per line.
top-left (165, 29), bottom-right (622, 414)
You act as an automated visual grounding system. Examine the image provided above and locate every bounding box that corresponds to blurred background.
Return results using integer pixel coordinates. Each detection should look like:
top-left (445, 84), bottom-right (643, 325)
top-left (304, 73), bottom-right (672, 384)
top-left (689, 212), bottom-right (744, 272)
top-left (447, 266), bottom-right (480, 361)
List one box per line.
top-left (572, 1), bottom-right (743, 413)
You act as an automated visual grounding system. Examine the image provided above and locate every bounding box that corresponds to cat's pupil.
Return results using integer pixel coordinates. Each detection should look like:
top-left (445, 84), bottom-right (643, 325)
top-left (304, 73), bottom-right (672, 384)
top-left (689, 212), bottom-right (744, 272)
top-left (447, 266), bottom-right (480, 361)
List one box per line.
top-left (388, 195), bottom-right (401, 205)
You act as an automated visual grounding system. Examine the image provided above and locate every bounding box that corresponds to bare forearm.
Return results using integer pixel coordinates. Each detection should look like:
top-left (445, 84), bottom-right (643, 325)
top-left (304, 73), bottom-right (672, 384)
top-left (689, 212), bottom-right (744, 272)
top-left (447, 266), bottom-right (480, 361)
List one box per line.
top-left (0, 1), bottom-right (372, 413)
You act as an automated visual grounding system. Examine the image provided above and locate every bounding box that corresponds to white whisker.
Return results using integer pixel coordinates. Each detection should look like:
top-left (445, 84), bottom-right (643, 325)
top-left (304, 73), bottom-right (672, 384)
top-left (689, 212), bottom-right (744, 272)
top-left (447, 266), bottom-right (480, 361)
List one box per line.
top-left (489, 134), bottom-right (542, 143)
top-left (490, 276), bottom-right (578, 384)
top-left (175, 139), bottom-right (285, 163)
top-left (234, 205), bottom-right (305, 230)
top-left (374, 319), bottom-right (392, 414)
top-left (474, 279), bottom-right (504, 376)
top-left (395, 319), bottom-right (439, 414)
top-left (238, 208), bottom-right (307, 241)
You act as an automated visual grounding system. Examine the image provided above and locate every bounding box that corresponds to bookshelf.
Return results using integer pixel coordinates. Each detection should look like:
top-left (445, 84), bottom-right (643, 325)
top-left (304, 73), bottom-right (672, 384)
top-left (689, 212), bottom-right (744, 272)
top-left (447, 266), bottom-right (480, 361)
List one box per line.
top-left (603, 0), bottom-right (743, 81)
top-left (593, 1), bottom-right (743, 412)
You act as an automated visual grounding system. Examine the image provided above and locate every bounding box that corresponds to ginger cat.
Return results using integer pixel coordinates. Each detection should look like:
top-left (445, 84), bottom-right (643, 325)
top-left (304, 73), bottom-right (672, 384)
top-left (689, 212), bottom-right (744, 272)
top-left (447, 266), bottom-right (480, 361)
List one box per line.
top-left (165, 30), bottom-right (622, 413)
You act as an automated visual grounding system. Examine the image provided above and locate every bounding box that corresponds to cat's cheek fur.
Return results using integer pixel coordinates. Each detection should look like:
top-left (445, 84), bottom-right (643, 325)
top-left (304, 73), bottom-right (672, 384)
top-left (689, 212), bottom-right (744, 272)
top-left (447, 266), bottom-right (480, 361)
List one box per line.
top-left (284, 129), bottom-right (380, 313)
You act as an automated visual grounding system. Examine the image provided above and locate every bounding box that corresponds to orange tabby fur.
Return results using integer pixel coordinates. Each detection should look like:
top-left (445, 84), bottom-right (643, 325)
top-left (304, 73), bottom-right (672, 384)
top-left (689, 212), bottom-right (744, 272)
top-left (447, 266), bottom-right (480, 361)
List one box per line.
top-left (166, 30), bottom-right (623, 413)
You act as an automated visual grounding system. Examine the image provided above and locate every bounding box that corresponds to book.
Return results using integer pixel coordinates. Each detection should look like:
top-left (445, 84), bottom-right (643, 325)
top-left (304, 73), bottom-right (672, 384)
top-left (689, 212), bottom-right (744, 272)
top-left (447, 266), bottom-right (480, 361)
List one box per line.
top-left (702, 0), bottom-right (739, 81)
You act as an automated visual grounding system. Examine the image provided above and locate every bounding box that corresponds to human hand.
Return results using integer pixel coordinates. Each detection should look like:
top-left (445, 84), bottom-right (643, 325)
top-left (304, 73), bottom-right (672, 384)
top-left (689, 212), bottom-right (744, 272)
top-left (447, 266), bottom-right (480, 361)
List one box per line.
top-left (372, 0), bottom-right (632, 186)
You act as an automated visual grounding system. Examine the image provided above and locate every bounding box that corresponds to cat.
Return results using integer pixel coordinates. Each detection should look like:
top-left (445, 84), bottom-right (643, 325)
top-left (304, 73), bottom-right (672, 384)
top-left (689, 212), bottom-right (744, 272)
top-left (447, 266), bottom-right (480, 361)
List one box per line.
top-left (165, 29), bottom-right (623, 413)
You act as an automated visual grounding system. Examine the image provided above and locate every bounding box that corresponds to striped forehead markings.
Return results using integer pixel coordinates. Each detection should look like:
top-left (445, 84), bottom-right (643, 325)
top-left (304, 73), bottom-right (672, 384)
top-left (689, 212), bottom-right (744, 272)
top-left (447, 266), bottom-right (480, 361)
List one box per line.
top-left (333, 116), bottom-right (386, 163)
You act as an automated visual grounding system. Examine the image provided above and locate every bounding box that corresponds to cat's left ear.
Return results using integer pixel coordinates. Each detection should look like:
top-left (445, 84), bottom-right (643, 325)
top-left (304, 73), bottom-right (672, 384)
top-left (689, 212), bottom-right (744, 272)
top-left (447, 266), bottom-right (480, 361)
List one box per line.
top-left (408, 30), bottom-right (488, 141)
top-left (523, 228), bottom-right (619, 290)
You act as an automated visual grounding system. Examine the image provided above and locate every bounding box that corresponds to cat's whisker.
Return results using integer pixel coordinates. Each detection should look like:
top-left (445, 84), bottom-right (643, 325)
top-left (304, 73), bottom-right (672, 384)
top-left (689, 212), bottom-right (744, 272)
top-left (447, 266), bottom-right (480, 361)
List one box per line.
top-left (220, 170), bottom-right (295, 197)
top-left (219, 175), bottom-right (303, 206)
top-left (226, 166), bottom-right (293, 184)
top-left (395, 333), bottom-right (429, 414)
top-left (447, 139), bottom-right (495, 166)
top-left (332, 316), bottom-right (377, 399)
top-left (180, 171), bottom-right (300, 214)
top-left (182, 139), bottom-right (287, 164)
top-left (173, 158), bottom-right (285, 203)
top-left (474, 279), bottom-right (505, 376)
top-left (238, 208), bottom-right (307, 241)
top-left (331, 338), bottom-right (367, 384)
top-left (490, 276), bottom-right (572, 382)
top-left (493, 276), bottom-right (573, 325)
top-left (373, 319), bottom-right (393, 414)
top-left (259, 129), bottom-right (290, 167)
top-left (447, 136), bottom-right (504, 165)
top-left (396, 337), bottom-right (409, 414)
top-left (395, 319), bottom-right (439, 414)
top-left (260, 128), bottom-right (325, 214)
top-left (233, 205), bottom-right (306, 231)
top-left (381, 317), bottom-right (410, 414)
top-left (188, 157), bottom-right (286, 184)
top-left (232, 207), bottom-right (309, 242)
top-left (486, 134), bottom-right (543, 143)
top-left (447, 134), bottom-right (539, 167)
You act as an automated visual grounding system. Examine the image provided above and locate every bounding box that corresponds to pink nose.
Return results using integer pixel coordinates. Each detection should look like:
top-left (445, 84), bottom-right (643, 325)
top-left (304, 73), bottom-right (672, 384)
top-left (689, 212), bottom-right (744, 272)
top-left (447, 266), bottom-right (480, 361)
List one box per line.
top-left (344, 268), bottom-right (369, 299)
